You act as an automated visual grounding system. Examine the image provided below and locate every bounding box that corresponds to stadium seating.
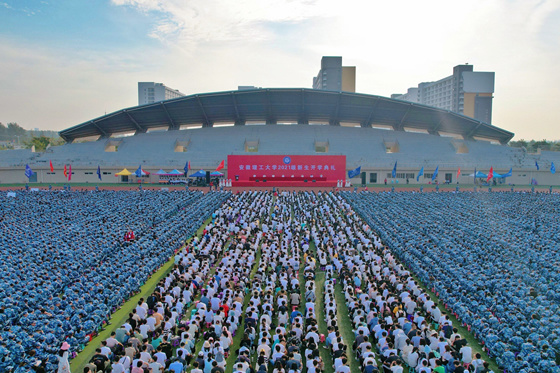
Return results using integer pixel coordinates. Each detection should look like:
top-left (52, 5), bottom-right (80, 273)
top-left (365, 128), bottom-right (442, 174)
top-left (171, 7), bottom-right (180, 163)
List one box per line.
top-left (3, 125), bottom-right (560, 174)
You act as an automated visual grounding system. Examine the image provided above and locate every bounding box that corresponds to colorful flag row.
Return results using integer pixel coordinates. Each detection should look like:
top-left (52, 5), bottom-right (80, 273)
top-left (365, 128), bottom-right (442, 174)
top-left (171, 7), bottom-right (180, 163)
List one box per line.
top-left (24, 159), bottom-right (226, 180)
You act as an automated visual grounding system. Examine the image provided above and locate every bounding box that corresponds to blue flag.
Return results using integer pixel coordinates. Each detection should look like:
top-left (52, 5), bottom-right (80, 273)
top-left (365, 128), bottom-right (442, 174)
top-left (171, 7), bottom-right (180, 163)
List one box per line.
top-left (184, 160), bottom-right (189, 174)
top-left (135, 165), bottom-right (143, 177)
top-left (348, 166), bottom-right (361, 179)
top-left (416, 167), bottom-right (424, 182)
top-left (552, 162), bottom-right (556, 174)
top-left (97, 165), bottom-right (102, 181)
top-left (432, 166), bottom-right (439, 181)
top-left (535, 161), bottom-right (539, 170)
top-left (25, 164), bottom-right (33, 179)
top-left (392, 161), bottom-right (397, 178)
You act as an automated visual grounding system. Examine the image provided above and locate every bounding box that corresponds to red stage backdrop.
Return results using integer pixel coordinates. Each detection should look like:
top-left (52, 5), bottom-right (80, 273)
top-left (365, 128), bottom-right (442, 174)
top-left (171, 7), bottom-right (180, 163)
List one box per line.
top-left (228, 155), bottom-right (346, 187)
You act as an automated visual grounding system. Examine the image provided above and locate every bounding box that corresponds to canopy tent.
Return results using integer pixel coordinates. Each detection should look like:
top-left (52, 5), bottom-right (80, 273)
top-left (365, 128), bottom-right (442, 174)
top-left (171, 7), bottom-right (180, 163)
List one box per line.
top-left (469, 168), bottom-right (512, 179)
top-left (210, 171), bottom-right (224, 176)
top-left (189, 170), bottom-right (206, 177)
top-left (135, 169), bottom-right (150, 176)
top-left (115, 168), bottom-right (132, 176)
top-left (493, 168), bottom-right (512, 178)
top-left (471, 171), bottom-right (487, 178)
top-left (155, 169), bottom-right (168, 175)
top-left (168, 169), bottom-right (183, 175)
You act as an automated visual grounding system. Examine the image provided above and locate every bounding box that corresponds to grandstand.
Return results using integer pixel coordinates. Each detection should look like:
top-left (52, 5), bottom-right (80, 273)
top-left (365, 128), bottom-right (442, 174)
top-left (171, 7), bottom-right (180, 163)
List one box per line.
top-left (1, 88), bottom-right (559, 186)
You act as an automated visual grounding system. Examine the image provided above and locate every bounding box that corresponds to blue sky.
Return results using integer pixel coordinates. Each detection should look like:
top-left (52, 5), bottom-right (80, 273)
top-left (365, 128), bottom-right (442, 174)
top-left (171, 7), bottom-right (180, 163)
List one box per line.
top-left (1, 0), bottom-right (559, 140)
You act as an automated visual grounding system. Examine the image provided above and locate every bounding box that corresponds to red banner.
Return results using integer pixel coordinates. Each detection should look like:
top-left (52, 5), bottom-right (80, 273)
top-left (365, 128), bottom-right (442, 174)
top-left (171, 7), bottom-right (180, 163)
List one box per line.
top-left (227, 155), bottom-right (346, 187)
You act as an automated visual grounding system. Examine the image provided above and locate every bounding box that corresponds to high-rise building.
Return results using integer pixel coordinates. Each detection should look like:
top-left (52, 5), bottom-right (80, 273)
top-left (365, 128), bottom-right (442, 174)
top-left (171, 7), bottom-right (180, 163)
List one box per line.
top-left (312, 56), bottom-right (356, 92)
top-left (138, 82), bottom-right (185, 106)
top-left (391, 64), bottom-right (494, 124)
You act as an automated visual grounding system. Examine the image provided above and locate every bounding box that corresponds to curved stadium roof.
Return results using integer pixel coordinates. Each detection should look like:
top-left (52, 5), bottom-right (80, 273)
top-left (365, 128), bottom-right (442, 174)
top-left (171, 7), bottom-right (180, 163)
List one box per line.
top-left (59, 88), bottom-right (514, 144)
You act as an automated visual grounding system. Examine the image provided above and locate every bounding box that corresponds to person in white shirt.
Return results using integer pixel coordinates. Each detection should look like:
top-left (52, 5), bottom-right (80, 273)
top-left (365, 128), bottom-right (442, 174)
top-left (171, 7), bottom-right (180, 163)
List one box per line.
top-left (135, 302), bottom-right (147, 320)
top-left (460, 344), bottom-right (473, 364)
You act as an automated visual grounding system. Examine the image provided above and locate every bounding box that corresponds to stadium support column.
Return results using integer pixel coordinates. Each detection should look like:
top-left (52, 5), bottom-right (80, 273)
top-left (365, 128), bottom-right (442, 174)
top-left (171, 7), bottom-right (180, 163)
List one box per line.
top-left (393, 105), bottom-right (411, 131)
top-left (265, 89), bottom-right (276, 125)
top-left (231, 93), bottom-right (244, 126)
top-left (124, 110), bottom-right (147, 134)
top-left (196, 95), bottom-right (213, 128)
top-left (299, 89), bottom-right (308, 124)
top-left (160, 103), bottom-right (179, 130)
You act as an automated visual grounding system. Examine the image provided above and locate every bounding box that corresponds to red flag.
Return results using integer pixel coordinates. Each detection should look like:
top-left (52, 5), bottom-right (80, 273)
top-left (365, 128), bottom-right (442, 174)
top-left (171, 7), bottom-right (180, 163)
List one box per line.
top-left (68, 164), bottom-right (72, 181)
top-left (63, 165), bottom-right (67, 178)
top-left (188, 161), bottom-right (191, 170)
top-left (216, 160), bottom-right (224, 171)
top-left (456, 167), bottom-right (461, 179)
top-left (49, 160), bottom-right (54, 172)
top-left (486, 167), bottom-right (493, 182)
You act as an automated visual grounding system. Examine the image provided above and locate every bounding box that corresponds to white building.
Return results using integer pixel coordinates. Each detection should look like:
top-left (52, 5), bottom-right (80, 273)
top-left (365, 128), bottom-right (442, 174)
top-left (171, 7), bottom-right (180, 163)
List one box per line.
top-left (392, 65), bottom-right (494, 124)
top-left (138, 82), bottom-right (185, 106)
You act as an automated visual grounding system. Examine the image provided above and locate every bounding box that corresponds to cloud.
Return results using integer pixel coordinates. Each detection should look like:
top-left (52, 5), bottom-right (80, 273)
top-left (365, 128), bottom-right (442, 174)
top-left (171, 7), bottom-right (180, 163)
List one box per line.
top-left (112, 0), bottom-right (327, 47)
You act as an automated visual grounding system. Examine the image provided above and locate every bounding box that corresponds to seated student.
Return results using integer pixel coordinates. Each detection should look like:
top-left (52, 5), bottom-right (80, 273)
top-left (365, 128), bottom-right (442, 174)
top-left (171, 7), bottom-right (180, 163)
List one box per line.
top-left (417, 359), bottom-right (432, 373)
top-left (363, 358), bottom-right (378, 373)
top-left (432, 359), bottom-right (445, 373)
top-left (389, 360), bottom-right (404, 373)
top-left (470, 353), bottom-right (484, 373)
top-left (90, 348), bottom-right (109, 372)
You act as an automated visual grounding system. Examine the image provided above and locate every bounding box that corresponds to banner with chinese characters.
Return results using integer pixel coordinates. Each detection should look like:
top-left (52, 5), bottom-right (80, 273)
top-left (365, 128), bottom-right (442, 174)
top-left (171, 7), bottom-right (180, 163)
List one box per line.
top-left (227, 155), bottom-right (346, 186)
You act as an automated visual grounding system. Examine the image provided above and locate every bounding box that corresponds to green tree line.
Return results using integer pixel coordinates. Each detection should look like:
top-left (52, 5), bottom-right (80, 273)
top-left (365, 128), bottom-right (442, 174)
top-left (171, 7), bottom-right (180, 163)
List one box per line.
top-left (508, 139), bottom-right (560, 152)
top-left (0, 122), bottom-right (64, 151)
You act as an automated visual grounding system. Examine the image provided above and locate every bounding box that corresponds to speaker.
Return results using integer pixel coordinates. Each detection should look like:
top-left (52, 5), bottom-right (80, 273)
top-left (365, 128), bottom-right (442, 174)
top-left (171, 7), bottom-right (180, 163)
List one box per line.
top-left (206, 171), bottom-right (211, 184)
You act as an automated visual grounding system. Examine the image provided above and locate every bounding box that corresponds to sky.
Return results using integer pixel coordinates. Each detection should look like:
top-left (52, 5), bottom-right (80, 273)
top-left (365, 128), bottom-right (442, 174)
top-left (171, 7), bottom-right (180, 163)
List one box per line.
top-left (0, 0), bottom-right (559, 140)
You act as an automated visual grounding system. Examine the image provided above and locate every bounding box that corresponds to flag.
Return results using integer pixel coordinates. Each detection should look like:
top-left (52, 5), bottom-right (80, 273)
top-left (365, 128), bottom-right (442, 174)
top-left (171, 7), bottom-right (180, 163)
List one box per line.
top-left (416, 167), bottom-right (424, 182)
top-left (348, 166), bottom-right (361, 179)
top-left (184, 160), bottom-right (189, 175)
top-left (457, 167), bottom-right (461, 179)
top-left (135, 165), bottom-right (143, 177)
top-left (552, 162), bottom-right (556, 174)
top-left (391, 161), bottom-right (397, 178)
top-left (97, 165), bottom-right (102, 181)
top-left (216, 160), bottom-right (225, 171)
top-left (49, 160), bottom-right (54, 173)
top-left (68, 164), bottom-right (72, 181)
top-left (535, 161), bottom-right (539, 170)
top-left (432, 166), bottom-right (439, 181)
top-left (63, 164), bottom-right (68, 178)
top-left (25, 164), bottom-right (33, 179)
top-left (486, 167), bottom-right (493, 182)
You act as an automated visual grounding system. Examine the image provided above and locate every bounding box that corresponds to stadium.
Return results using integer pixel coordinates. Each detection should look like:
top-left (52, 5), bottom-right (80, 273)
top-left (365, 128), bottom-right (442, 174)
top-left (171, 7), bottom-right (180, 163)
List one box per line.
top-left (1, 88), bottom-right (559, 187)
top-left (1, 87), bottom-right (559, 373)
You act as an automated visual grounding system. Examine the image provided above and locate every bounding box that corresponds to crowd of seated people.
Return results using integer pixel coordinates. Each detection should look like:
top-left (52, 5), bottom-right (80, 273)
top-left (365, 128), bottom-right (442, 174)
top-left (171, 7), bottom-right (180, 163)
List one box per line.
top-left (8, 188), bottom-right (555, 373)
top-left (90, 193), bottom-right (496, 373)
top-left (0, 190), bottom-right (230, 372)
top-left (343, 191), bottom-right (560, 373)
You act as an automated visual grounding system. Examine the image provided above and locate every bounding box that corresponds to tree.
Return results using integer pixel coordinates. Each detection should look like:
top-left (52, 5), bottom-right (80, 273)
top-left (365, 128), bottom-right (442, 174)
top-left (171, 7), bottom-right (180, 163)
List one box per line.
top-left (24, 136), bottom-right (51, 152)
top-left (6, 122), bottom-right (26, 137)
